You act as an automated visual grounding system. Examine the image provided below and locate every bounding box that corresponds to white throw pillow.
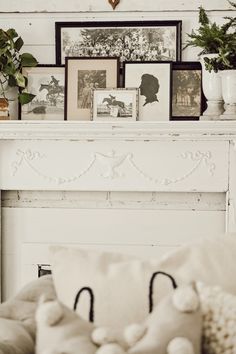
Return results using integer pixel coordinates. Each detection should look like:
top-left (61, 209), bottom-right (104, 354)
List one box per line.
top-left (50, 234), bottom-right (236, 328)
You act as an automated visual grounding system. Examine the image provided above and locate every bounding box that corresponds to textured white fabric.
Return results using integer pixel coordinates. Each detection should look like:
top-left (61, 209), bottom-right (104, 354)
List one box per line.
top-left (50, 234), bottom-right (236, 327)
top-left (196, 282), bottom-right (236, 354)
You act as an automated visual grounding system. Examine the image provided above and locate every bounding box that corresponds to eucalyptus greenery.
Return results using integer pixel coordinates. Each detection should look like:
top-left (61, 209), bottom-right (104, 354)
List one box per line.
top-left (0, 28), bottom-right (38, 105)
top-left (184, 1), bottom-right (236, 72)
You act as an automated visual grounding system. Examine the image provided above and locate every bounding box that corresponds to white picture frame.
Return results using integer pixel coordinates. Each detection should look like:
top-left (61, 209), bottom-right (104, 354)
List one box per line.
top-left (124, 61), bottom-right (172, 121)
top-left (92, 88), bottom-right (139, 121)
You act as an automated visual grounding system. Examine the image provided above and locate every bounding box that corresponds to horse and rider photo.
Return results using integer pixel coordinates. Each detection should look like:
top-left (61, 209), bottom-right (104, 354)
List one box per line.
top-left (92, 88), bottom-right (138, 121)
top-left (21, 66), bottom-right (65, 120)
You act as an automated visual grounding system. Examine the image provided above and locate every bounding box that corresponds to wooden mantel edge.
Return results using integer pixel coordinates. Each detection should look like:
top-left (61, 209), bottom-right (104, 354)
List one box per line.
top-left (0, 121), bottom-right (236, 140)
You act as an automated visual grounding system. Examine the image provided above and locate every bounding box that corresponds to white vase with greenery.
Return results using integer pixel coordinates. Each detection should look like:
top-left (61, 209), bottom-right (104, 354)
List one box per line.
top-left (184, 1), bottom-right (236, 120)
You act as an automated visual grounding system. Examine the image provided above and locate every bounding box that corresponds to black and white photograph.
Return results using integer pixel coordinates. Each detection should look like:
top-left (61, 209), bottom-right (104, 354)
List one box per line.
top-left (77, 70), bottom-right (106, 109)
top-left (55, 21), bottom-right (182, 65)
top-left (92, 88), bottom-right (138, 121)
top-left (171, 62), bottom-right (205, 120)
top-left (124, 62), bottom-right (172, 121)
top-left (65, 57), bottom-right (119, 120)
top-left (20, 65), bottom-right (65, 120)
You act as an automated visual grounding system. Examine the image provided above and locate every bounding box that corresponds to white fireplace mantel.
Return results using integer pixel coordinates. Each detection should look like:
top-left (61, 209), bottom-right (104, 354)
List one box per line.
top-left (1, 120), bottom-right (236, 300)
top-left (1, 121), bottom-right (236, 140)
top-left (0, 120), bottom-right (235, 226)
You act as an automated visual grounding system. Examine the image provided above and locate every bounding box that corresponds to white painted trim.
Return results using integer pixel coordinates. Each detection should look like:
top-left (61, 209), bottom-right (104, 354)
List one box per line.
top-left (1, 121), bottom-right (236, 140)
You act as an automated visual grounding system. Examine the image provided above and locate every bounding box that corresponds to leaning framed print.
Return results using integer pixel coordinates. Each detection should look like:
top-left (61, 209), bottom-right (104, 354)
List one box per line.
top-left (65, 57), bottom-right (119, 120)
top-left (171, 62), bottom-right (206, 120)
top-left (123, 61), bottom-right (172, 121)
top-left (92, 88), bottom-right (139, 121)
top-left (20, 65), bottom-right (65, 120)
top-left (55, 21), bottom-right (182, 65)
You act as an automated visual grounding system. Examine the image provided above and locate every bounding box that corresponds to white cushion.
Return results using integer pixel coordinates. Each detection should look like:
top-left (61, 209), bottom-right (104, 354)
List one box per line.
top-left (50, 234), bottom-right (236, 328)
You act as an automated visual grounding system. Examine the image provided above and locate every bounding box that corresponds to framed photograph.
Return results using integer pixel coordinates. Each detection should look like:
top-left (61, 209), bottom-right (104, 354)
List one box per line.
top-left (55, 21), bottom-right (182, 65)
top-left (20, 65), bottom-right (65, 120)
top-left (65, 57), bottom-right (119, 121)
top-left (124, 61), bottom-right (172, 121)
top-left (171, 62), bottom-right (206, 120)
top-left (92, 88), bottom-right (139, 121)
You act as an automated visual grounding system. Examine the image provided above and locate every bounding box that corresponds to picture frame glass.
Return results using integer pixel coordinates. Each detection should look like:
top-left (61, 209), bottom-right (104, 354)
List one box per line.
top-left (92, 88), bottom-right (138, 121)
top-left (171, 63), bottom-right (203, 120)
top-left (56, 21), bottom-right (181, 65)
top-left (124, 62), bottom-right (171, 121)
top-left (21, 66), bottom-right (65, 121)
top-left (66, 58), bottom-right (119, 121)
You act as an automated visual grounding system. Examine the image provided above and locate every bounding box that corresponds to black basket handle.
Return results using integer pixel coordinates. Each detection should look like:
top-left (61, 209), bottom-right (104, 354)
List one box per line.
top-left (73, 287), bottom-right (95, 322)
top-left (149, 271), bottom-right (178, 313)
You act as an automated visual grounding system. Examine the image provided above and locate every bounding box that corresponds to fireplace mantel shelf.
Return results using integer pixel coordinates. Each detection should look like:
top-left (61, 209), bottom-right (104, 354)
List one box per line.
top-left (0, 120), bottom-right (236, 140)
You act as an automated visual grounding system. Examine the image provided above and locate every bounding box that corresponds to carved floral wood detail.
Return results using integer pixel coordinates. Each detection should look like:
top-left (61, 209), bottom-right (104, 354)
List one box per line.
top-left (108, 0), bottom-right (120, 10)
top-left (11, 148), bottom-right (216, 186)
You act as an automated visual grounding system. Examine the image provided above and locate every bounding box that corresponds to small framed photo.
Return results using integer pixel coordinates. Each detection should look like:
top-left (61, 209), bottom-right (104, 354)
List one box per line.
top-left (20, 65), bottom-right (65, 120)
top-left (65, 57), bottom-right (119, 121)
top-left (124, 61), bottom-right (172, 121)
top-left (92, 88), bottom-right (139, 121)
top-left (171, 62), bottom-right (206, 120)
top-left (55, 21), bottom-right (182, 65)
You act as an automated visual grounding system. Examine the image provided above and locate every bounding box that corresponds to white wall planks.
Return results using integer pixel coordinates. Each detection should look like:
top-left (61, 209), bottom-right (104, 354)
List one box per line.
top-left (0, 0), bottom-right (234, 13)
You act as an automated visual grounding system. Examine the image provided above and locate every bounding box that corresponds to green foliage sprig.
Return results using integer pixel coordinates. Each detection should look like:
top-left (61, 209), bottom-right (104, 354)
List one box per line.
top-left (184, 1), bottom-right (236, 72)
top-left (0, 28), bottom-right (38, 105)
top-left (184, 6), bottom-right (235, 55)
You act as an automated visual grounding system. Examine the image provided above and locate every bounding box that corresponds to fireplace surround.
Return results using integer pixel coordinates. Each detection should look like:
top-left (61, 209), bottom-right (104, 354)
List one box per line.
top-left (0, 120), bottom-right (236, 300)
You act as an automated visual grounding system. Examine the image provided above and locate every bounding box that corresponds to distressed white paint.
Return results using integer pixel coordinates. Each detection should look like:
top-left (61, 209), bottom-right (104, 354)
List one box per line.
top-left (227, 141), bottom-right (236, 232)
top-left (0, 121), bottom-right (235, 299)
top-left (0, 0), bottom-right (234, 12)
top-left (2, 207), bottom-right (226, 299)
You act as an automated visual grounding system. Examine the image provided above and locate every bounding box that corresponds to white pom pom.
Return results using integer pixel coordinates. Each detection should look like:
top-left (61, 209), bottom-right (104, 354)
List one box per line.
top-left (167, 337), bottom-right (195, 354)
top-left (173, 285), bottom-right (199, 313)
top-left (124, 323), bottom-right (146, 347)
top-left (36, 300), bottom-right (63, 326)
top-left (96, 343), bottom-right (126, 354)
top-left (92, 327), bottom-right (116, 345)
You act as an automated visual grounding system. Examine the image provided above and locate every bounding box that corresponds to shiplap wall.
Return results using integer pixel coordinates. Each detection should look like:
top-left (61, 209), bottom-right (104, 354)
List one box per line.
top-left (0, 0), bottom-right (234, 299)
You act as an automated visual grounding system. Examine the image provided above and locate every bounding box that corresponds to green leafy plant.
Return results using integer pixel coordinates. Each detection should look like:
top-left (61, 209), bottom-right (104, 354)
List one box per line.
top-left (0, 28), bottom-right (38, 105)
top-left (184, 1), bottom-right (236, 72)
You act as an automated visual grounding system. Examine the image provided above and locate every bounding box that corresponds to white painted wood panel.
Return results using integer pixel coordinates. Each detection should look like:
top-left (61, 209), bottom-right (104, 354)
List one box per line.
top-left (2, 206), bottom-right (225, 299)
top-left (0, 0), bottom-right (234, 12)
top-left (0, 140), bottom-right (229, 192)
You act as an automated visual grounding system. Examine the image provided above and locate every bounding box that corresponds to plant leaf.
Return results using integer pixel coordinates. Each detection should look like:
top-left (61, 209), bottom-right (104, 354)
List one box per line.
top-left (15, 72), bottom-right (26, 87)
top-left (20, 53), bottom-right (38, 67)
top-left (14, 36), bottom-right (24, 51)
top-left (6, 28), bottom-right (18, 39)
top-left (19, 92), bottom-right (36, 105)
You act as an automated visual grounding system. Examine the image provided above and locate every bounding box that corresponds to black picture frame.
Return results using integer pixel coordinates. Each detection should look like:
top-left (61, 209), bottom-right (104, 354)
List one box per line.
top-left (123, 61), bottom-right (172, 121)
top-left (19, 64), bottom-right (65, 121)
top-left (65, 57), bottom-right (120, 121)
top-left (170, 61), bottom-right (206, 121)
top-left (55, 20), bottom-right (182, 65)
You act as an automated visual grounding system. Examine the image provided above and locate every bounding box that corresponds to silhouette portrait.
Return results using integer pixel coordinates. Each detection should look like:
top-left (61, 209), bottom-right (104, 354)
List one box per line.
top-left (139, 73), bottom-right (160, 106)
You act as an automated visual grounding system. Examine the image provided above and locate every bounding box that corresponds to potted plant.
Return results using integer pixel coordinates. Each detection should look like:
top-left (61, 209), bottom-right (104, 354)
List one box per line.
top-left (0, 28), bottom-right (38, 119)
top-left (184, 2), bottom-right (236, 119)
top-left (203, 4), bottom-right (236, 119)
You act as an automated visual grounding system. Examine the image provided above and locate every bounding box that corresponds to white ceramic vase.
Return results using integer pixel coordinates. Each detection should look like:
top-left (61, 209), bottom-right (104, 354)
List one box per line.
top-left (220, 70), bottom-right (236, 120)
top-left (200, 54), bottom-right (224, 120)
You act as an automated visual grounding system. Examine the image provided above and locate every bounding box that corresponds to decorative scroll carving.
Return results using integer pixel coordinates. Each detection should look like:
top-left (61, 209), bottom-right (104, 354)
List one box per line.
top-left (108, 0), bottom-right (120, 9)
top-left (12, 149), bottom-right (96, 185)
top-left (181, 151), bottom-right (216, 176)
top-left (94, 151), bottom-right (131, 179)
top-left (11, 148), bottom-right (215, 186)
top-left (129, 150), bottom-right (215, 185)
